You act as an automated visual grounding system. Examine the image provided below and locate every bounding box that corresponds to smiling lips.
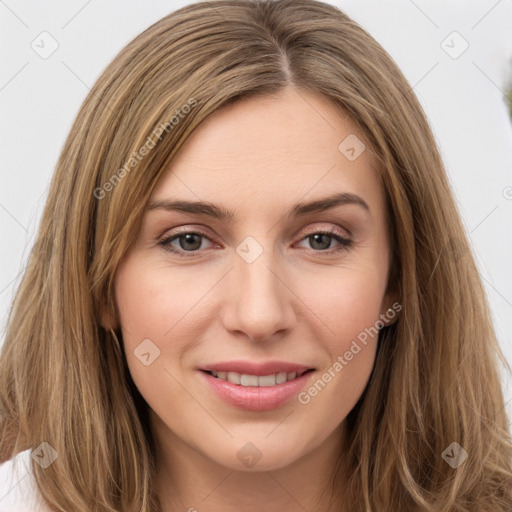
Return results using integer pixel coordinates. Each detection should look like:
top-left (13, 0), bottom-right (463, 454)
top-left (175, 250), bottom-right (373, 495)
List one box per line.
top-left (199, 360), bottom-right (315, 411)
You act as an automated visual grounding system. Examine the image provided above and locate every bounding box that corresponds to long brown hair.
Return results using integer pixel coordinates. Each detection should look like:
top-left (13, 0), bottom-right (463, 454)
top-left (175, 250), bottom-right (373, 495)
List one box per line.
top-left (1, 1), bottom-right (511, 510)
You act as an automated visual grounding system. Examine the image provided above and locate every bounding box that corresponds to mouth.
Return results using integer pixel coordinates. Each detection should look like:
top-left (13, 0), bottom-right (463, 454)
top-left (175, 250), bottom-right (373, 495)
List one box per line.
top-left (201, 368), bottom-right (314, 387)
top-left (198, 361), bottom-right (316, 411)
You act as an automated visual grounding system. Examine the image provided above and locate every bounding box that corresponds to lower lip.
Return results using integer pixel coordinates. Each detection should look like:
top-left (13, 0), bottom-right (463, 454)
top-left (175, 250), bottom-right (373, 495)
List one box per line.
top-left (200, 370), bottom-right (315, 411)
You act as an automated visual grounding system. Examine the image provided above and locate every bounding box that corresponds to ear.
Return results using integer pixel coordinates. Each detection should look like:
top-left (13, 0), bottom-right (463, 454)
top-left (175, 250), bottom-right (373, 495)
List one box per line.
top-left (99, 301), bottom-right (118, 331)
top-left (379, 289), bottom-right (401, 327)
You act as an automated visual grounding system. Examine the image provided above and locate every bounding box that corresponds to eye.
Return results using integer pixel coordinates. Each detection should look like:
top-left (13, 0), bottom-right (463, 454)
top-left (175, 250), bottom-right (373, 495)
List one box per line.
top-left (295, 231), bottom-right (352, 253)
top-left (158, 231), bottom-right (215, 257)
top-left (157, 227), bottom-right (353, 258)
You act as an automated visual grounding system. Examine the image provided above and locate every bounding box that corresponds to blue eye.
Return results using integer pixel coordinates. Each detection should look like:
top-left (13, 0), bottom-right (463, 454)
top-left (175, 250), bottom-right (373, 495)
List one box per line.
top-left (158, 230), bottom-right (352, 258)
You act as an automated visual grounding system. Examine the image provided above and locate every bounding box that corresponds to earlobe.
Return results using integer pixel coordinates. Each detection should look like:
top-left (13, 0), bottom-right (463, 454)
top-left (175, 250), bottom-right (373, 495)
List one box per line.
top-left (99, 303), bottom-right (118, 331)
top-left (380, 292), bottom-right (401, 327)
top-left (380, 306), bottom-right (399, 326)
top-left (99, 311), bottom-right (112, 331)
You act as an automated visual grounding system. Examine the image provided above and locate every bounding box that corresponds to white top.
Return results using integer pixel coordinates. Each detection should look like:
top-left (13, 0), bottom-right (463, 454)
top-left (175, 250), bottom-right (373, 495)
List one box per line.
top-left (0, 449), bottom-right (51, 512)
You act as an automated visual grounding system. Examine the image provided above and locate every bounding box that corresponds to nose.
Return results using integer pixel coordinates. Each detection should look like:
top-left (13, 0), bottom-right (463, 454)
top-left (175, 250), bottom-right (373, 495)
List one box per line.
top-left (220, 246), bottom-right (297, 343)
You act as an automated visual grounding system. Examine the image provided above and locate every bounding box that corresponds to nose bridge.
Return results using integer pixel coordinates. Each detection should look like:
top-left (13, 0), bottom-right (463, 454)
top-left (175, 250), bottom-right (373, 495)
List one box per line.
top-left (222, 236), bottom-right (295, 340)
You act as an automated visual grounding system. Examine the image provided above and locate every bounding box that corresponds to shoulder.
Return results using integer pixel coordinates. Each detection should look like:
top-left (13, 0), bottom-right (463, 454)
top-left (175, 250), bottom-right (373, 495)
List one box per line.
top-left (0, 449), bottom-right (52, 512)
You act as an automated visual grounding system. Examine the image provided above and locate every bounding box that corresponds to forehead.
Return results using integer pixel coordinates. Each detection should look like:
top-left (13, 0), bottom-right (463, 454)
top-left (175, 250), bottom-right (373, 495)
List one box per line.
top-left (151, 87), bottom-right (384, 217)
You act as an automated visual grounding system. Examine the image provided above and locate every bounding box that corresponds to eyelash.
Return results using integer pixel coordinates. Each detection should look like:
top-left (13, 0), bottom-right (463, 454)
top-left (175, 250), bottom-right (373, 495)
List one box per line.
top-left (157, 227), bottom-right (353, 258)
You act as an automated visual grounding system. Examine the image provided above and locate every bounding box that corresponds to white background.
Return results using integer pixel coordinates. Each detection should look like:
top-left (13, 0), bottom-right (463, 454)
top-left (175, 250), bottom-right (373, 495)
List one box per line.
top-left (1, 0), bottom-right (511, 424)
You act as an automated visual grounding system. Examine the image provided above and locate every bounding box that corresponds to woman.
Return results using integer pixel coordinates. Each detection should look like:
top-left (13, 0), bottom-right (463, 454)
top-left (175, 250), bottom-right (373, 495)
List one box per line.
top-left (1, 0), bottom-right (511, 510)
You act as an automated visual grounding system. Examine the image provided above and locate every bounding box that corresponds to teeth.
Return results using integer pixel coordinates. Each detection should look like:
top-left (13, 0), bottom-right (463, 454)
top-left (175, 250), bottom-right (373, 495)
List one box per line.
top-left (210, 370), bottom-right (306, 386)
top-left (240, 374), bottom-right (259, 386)
top-left (258, 374), bottom-right (277, 386)
top-left (227, 372), bottom-right (240, 385)
top-left (276, 372), bottom-right (287, 384)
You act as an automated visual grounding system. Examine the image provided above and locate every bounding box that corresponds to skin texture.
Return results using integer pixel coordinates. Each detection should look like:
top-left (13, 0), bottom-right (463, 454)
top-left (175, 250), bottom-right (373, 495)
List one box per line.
top-left (112, 86), bottom-right (397, 511)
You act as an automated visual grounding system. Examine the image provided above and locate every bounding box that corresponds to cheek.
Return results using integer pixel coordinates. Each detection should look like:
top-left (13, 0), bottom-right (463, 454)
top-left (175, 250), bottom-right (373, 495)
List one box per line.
top-left (294, 284), bottom-right (382, 433)
top-left (113, 258), bottom-right (222, 392)
top-left (293, 263), bottom-right (385, 410)
top-left (114, 259), bottom-right (212, 344)
top-left (113, 259), bottom-right (201, 414)
top-left (298, 262), bottom-right (386, 350)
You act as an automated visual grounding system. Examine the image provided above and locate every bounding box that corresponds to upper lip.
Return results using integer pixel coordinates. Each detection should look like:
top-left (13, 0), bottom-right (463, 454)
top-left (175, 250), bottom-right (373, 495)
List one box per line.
top-left (199, 360), bottom-right (314, 376)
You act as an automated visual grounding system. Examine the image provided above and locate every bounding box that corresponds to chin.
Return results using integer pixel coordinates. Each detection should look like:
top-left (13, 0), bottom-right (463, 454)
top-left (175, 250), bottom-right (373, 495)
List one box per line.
top-left (204, 434), bottom-right (310, 473)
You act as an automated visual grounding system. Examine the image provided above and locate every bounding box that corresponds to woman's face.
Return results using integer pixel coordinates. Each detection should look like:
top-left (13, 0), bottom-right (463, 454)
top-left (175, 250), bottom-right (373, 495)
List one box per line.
top-left (113, 86), bottom-right (396, 472)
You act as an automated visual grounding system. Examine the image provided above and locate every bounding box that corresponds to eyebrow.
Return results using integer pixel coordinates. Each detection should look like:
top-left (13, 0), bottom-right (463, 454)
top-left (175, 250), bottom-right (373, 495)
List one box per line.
top-left (146, 192), bottom-right (370, 222)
